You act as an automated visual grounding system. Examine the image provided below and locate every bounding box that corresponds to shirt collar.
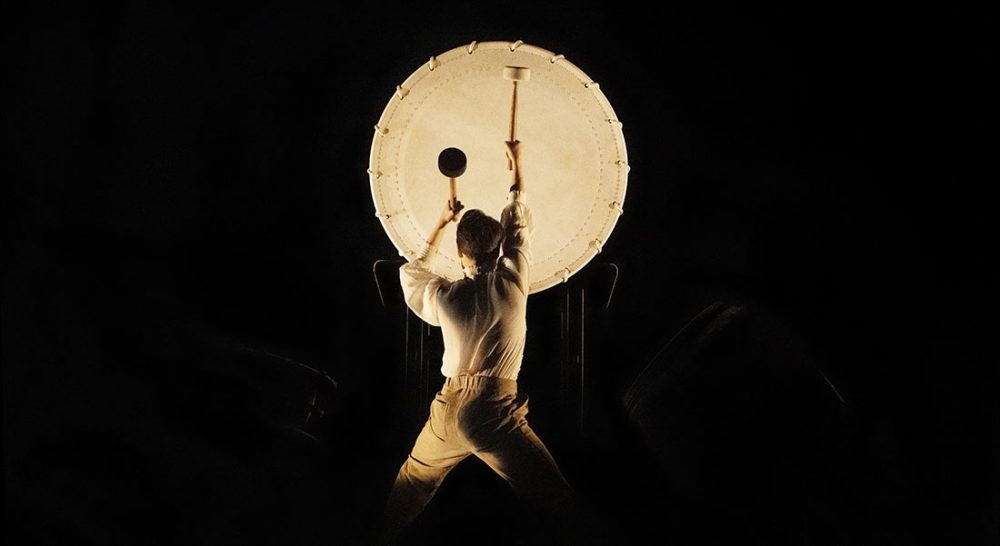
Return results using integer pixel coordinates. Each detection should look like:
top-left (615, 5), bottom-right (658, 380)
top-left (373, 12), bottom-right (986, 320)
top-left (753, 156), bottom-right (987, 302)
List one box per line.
top-left (463, 263), bottom-right (496, 279)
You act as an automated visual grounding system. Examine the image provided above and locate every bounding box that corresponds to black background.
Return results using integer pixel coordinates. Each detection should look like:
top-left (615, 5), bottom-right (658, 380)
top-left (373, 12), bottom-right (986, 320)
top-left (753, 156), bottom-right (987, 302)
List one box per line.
top-left (5, 2), bottom-right (997, 545)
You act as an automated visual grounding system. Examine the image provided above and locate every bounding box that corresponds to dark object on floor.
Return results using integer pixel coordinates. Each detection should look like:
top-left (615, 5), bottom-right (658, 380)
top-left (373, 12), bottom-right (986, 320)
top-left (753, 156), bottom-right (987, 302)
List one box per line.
top-left (625, 302), bottom-right (859, 545)
top-left (210, 337), bottom-right (340, 442)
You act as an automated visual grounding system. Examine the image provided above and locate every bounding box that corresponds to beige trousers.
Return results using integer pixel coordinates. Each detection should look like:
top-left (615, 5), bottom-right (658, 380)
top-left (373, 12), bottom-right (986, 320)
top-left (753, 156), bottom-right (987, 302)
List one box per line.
top-left (383, 375), bottom-right (574, 535)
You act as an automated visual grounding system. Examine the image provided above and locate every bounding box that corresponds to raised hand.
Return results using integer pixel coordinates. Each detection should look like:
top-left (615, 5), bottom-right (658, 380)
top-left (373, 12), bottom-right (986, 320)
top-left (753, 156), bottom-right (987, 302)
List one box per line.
top-left (505, 140), bottom-right (524, 192)
top-left (438, 198), bottom-right (464, 226)
top-left (505, 140), bottom-right (522, 167)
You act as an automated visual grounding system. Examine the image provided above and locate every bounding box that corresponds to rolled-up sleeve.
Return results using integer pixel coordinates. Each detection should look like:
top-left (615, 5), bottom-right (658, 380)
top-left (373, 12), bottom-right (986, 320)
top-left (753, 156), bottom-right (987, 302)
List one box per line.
top-left (400, 244), bottom-right (447, 326)
top-left (500, 190), bottom-right (534, 294)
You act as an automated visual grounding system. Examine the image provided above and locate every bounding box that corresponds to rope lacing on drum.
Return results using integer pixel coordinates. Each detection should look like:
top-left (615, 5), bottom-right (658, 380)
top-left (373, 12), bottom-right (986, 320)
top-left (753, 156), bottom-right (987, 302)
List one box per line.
top-left (509, 40), bottom-right (524, 51)
top-left (467, 41), bottom-right (478, 55)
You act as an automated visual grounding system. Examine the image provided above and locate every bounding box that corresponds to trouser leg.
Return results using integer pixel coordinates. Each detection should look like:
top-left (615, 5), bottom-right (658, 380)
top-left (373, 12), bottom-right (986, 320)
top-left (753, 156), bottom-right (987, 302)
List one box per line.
top-left (472, 395), bottom-right (575, 522)
top-left (381, 396), bottom-right (468, 540)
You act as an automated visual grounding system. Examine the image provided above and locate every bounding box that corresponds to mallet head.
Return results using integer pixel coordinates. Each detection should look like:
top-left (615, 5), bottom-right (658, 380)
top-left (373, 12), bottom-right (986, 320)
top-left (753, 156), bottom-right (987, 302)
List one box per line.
top-left (503, 66), bottom-right (531, 82)
top-left (438, 147), bottom-right (467, 178)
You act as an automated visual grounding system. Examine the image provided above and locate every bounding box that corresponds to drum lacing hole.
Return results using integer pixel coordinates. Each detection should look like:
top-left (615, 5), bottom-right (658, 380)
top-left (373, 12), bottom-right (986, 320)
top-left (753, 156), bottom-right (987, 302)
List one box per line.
top-left (607, 118), bottom-right (623, 127)
top-left (427, 56), bottom-right (438, 71)
top-left (616, 160), bottom-right (630, 172)
top-left (509, 40), bottom-right (524, 51)
top-left (367, 168), bottom-right (382, 179)
top-left (395, 85), bottom-right (409, 100)
top-left (373, 125), bottom-right (388, 136)
top-left (609, 201), bottom-right (624, 214)
top-left (375, 211), bottom-right (390, 220)
top-left (584, 81), bottom-right (599, 89)
top-left (589, 239), bottom-right (604, 253)
top-left (467, 41), bottom-right (478, 55)
top-left (550, 54), bottom-right (565, 64)
top-left (560, 269), bottom-right (571, 283)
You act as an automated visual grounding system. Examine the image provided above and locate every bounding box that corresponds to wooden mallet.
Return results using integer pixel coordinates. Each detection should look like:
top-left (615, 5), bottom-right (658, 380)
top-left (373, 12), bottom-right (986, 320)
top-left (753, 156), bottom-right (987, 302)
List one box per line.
top-left (438, 147), bottom-right (467, 211)
top-left (503, 66), bottom-right (531, 170)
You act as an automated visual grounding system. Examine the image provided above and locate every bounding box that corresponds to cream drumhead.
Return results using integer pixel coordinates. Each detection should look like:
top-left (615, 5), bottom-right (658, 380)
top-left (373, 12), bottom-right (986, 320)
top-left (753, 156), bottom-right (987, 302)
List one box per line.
top-left (369, 40), bottom-right (628, 293)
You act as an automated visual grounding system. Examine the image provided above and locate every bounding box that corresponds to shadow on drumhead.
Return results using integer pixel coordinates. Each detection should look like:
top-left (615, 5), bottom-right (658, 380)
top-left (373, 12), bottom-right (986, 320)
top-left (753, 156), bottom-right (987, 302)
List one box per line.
top-left (624, 302), bottom-right (863, 545)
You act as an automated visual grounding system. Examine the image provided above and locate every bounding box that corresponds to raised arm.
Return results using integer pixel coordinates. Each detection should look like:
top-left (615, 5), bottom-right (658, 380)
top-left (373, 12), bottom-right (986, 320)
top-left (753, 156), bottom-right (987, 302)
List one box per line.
top-left (424, 197), bottom-right (464, 255)
top-left (500, 140), bottom-right (534, 295)
top-left (506, 140), bottom-right (524, 193)
top-left (399, 198), bottom-right (464, 326)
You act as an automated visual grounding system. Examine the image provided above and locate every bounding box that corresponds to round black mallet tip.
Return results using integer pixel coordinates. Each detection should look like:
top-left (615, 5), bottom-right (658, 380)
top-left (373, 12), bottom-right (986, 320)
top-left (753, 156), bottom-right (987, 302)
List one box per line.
top-left (438, 147), bottom-right (467, 178)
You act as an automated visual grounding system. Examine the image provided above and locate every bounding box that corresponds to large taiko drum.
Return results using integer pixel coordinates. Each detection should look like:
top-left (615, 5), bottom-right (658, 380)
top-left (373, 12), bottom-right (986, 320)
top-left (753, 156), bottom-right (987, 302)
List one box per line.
top-left (369, 40), bottom-right (629, 293)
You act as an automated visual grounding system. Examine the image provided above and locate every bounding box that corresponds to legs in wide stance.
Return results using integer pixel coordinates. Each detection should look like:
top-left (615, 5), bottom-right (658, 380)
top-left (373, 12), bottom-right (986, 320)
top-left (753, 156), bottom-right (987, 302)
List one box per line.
top-left (381, 378), bottom-right (573, 542)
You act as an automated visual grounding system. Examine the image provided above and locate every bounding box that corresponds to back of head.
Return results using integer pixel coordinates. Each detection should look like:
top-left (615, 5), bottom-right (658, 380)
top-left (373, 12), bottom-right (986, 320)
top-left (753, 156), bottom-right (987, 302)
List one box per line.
top-left (457, 209), bottom-right (503, 268)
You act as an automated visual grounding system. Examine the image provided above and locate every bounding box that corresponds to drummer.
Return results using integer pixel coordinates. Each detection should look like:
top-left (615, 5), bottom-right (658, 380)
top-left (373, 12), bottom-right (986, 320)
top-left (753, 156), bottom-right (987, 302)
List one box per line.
top-left (381, 140), bottom-right (575, 540)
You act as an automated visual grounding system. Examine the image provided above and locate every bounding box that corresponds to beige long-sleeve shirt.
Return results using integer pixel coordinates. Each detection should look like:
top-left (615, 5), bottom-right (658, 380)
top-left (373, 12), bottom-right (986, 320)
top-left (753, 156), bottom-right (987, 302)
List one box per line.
top-left (400, 190), bottom-right (534, 380)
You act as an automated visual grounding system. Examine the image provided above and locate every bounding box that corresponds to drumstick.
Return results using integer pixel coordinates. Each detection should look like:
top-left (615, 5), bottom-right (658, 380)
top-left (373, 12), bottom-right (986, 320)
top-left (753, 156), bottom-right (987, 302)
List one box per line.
top-left (502, 66), bottom-right (531, 170)
top-left (438, 147), bottom-right (467, 209)
top-left (509, 81), bottom-right (518, 143)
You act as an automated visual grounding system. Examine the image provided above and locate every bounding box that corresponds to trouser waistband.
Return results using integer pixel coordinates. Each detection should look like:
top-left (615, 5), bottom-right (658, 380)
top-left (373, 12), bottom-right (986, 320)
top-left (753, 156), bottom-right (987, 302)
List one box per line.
top-left (443, 375), bottom-right (517, 394)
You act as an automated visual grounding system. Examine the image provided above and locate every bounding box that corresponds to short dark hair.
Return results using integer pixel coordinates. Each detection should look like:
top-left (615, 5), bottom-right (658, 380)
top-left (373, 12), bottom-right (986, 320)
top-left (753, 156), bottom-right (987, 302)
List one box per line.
top-left (456, 209), bottom-right (503, 266)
